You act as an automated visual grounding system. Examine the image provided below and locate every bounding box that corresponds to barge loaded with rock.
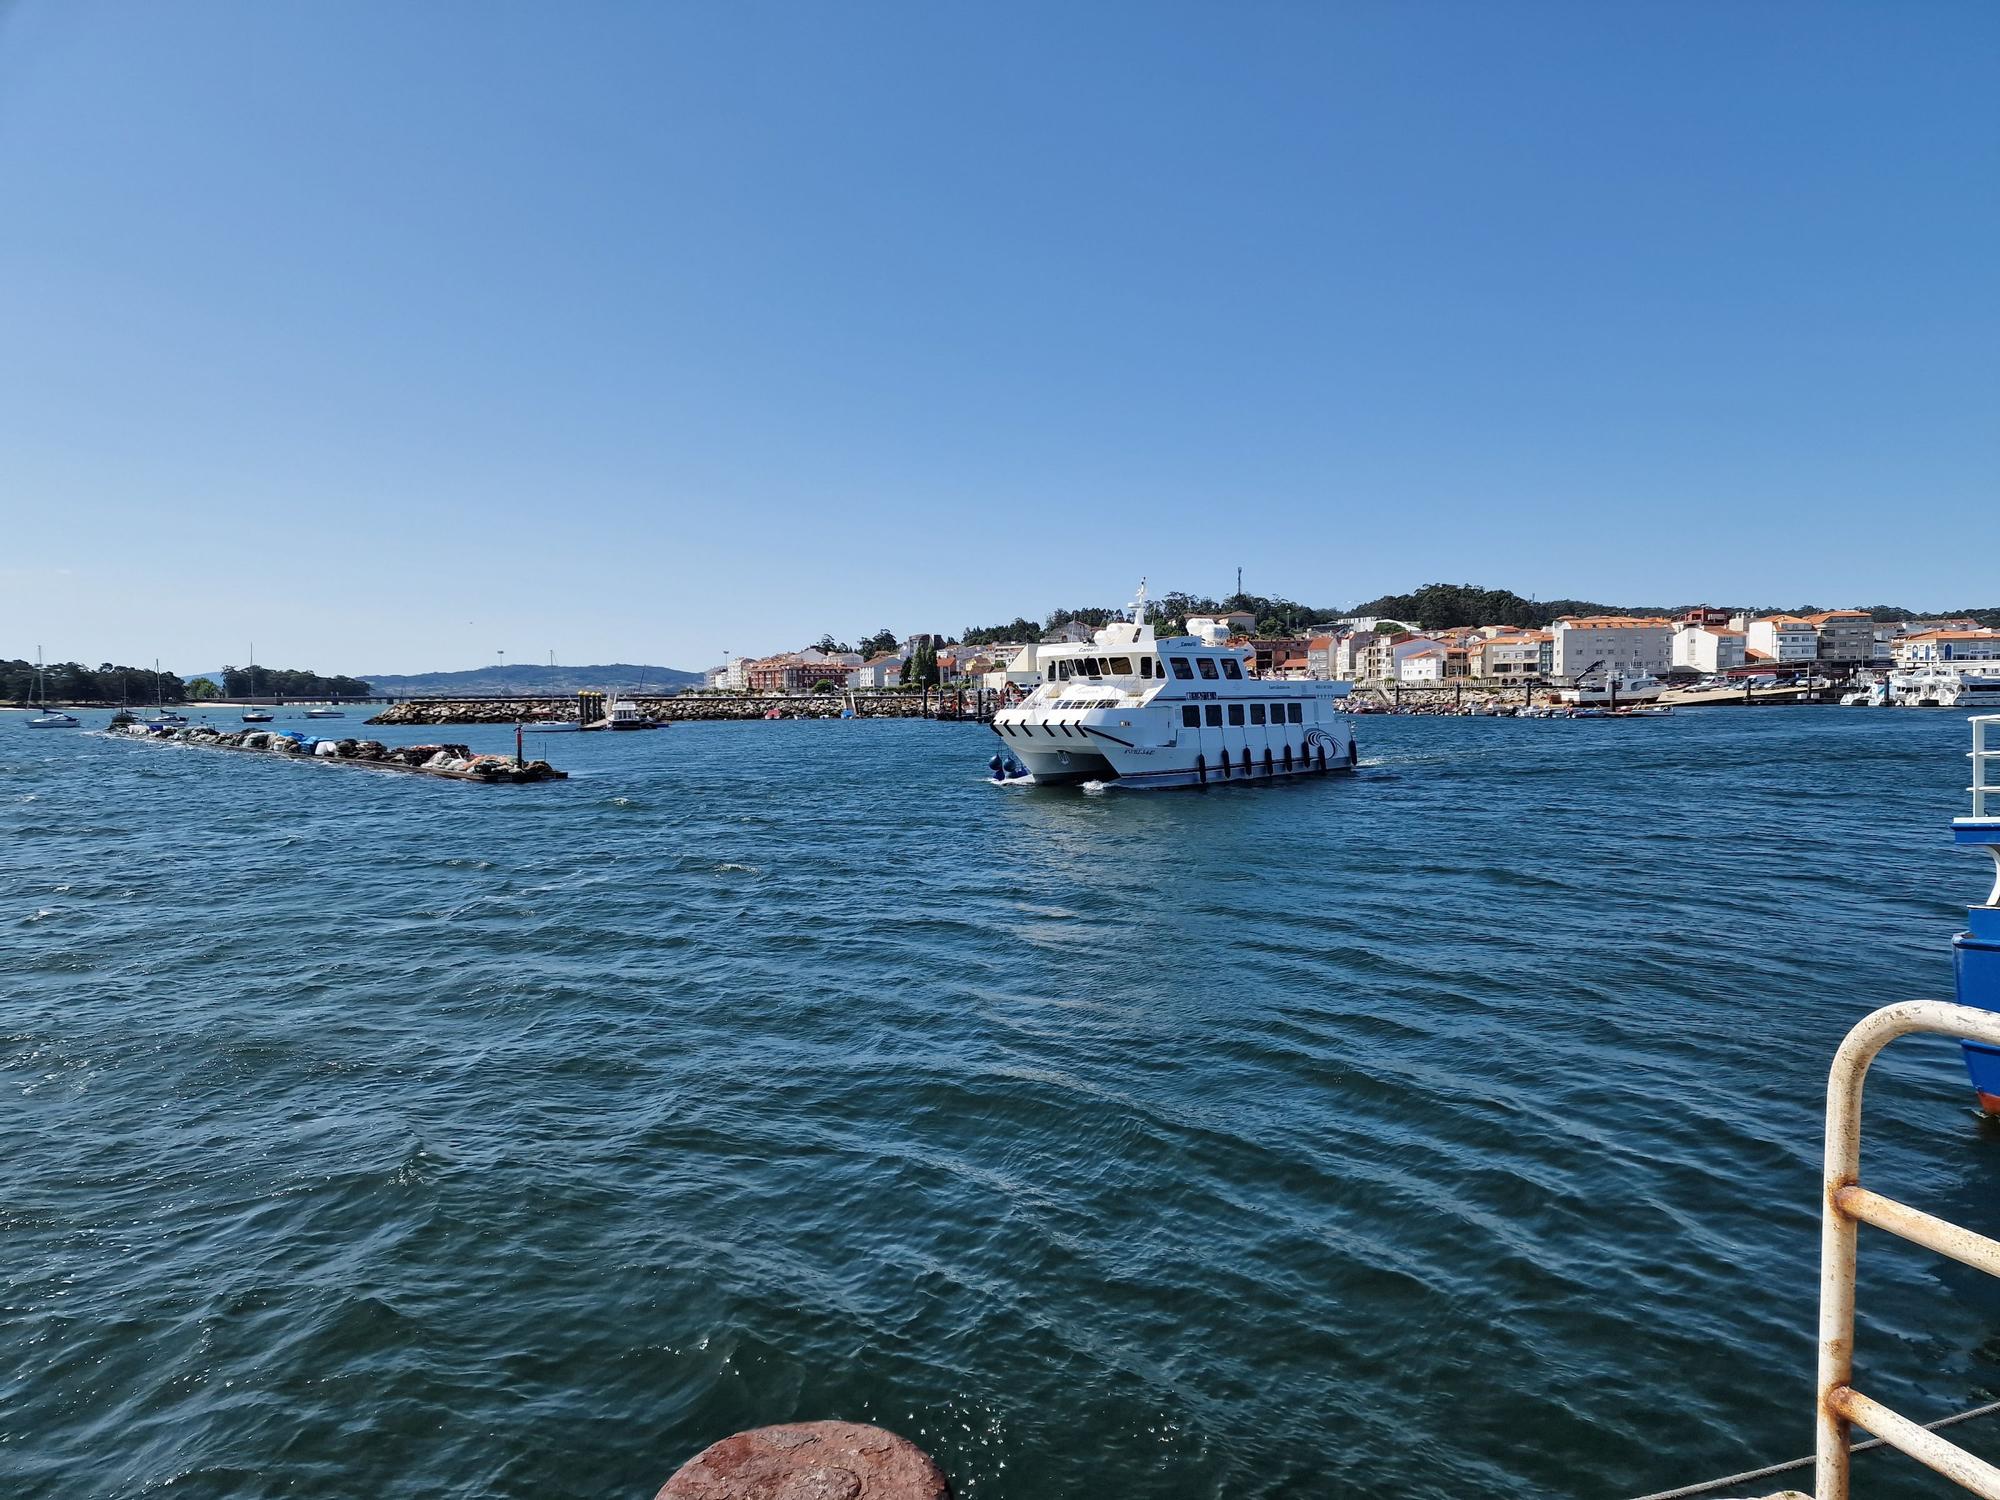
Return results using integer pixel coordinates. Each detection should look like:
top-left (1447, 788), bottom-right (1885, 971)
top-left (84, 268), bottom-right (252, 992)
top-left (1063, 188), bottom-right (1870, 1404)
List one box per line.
top-left (108, 719), bottom-right (566, 783)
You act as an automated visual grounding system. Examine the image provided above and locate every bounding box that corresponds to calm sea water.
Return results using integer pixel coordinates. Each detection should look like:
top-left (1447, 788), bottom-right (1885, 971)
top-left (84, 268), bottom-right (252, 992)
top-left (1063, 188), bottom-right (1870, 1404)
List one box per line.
top-left (5, 707), bottom-right (1998, 1499)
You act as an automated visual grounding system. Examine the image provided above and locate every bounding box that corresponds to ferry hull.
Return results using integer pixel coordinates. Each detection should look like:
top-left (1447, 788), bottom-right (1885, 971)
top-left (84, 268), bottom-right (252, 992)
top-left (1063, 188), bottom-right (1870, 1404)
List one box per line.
top-left (995, 722), bottom-right (1357, 789)
top-left (1956, 903), bottom-right (2000, 1114)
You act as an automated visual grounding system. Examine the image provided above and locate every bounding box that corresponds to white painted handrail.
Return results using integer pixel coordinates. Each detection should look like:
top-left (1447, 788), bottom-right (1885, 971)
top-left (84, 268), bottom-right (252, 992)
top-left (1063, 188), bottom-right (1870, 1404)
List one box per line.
top-left (1816, 1000), bottom-right (2000, 1500)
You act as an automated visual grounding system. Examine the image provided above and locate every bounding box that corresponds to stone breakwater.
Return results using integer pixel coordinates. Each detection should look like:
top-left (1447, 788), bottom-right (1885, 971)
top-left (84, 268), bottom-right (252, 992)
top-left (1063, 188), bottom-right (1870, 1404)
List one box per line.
top-left (370, 695), bottom-right (940, 726)
top-left (109, 722), bottom-right (567, 782)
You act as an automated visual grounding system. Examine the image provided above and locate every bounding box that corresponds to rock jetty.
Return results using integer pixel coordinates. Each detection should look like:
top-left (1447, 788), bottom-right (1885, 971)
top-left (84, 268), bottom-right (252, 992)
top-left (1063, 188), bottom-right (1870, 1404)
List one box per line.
top-left (110, 721), bottom-right (566, 782)
top-left (371, 694), bottom-right (939, 726)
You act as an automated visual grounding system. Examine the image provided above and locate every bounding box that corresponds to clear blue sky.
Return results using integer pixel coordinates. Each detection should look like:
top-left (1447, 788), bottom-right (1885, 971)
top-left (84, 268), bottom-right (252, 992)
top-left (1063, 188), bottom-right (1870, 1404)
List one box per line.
top-left (2, 1), bottom-right (1993, 674)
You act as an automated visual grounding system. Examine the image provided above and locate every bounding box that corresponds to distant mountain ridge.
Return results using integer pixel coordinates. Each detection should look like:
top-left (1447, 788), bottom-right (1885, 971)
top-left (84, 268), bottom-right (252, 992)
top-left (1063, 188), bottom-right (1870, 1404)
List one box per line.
top-left (354, 663), bottom-right (703, 695)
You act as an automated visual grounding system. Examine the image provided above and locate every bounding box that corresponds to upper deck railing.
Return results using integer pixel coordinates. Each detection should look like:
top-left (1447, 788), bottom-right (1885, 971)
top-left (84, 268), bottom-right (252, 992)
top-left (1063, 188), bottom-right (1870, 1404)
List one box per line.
top-left (1968, 715), bottom-right (2000, 822)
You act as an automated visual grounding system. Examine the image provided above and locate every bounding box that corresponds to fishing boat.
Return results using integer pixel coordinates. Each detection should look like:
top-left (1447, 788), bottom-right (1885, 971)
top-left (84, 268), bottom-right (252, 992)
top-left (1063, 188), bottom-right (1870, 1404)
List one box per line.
top-left (26, 648), bottom-right (79, 728)
top-left (988, 581), bottom-right (1357, 788)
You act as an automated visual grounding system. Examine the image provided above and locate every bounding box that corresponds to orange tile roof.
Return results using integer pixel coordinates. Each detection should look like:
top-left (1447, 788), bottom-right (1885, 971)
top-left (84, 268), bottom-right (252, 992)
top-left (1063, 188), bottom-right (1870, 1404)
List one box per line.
top-left (1555, 615), bottom-right (1671, 628)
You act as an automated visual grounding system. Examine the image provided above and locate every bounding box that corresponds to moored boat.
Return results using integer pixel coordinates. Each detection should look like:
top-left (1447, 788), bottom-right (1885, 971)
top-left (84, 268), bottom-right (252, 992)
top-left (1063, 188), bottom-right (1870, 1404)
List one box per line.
top-left (27, 649), bottom-right (80, 728)
top-left (1557, 667), bottom-right (1665, 707)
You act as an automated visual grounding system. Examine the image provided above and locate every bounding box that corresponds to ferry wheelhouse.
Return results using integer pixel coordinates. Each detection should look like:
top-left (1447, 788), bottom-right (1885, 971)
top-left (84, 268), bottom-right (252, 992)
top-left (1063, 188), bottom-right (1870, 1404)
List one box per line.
top-left (990, 584), bottom-right (1357, 788)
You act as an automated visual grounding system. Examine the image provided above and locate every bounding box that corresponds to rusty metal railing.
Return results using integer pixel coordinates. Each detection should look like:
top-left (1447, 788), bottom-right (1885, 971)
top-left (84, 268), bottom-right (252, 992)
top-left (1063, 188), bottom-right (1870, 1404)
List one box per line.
top-left (1817, 1000), bottom-right (2000, 1500)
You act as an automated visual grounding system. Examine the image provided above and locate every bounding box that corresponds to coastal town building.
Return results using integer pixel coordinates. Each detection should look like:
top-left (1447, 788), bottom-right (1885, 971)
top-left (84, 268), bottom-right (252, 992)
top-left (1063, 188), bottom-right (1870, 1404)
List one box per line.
top-left (1894, 630), bottom-right (2000, 668)
top-left (1745, 615), bottom-right (1820, 666)
top-left (1397, 649), bottom-right (1445, 683)
top-left (983, 644), bottom-right (1043, 695)
top-left (1473, 633), bottom-right (1544, 680)
top-left (1335, 632), bottom-right (1379, 680)
top-left (1306, 635), bottom-right (1337, 680)
top-left (1804, 610), bottom-right (1877, 668)
top-left (1250, 637), bottom-right (1310, 675)
top-left (1373, 634), bottom-right (1443, 681)
top-left (1549, 616), bottom-right (1673, 679)
top-left (745, 654), bottom-right (857, 693)
top-left (851, 653), bottom-right (906, 689)
top-left (1672, 624), bottom-right (1748, 674)
top-left (1041, 621), bottom-right (1095, 645)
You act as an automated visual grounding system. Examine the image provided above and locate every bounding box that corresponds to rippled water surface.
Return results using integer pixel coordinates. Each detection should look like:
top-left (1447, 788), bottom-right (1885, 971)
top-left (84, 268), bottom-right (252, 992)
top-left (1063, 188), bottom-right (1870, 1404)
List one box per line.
top-left (6, 707), bottom-right (1999, 1498)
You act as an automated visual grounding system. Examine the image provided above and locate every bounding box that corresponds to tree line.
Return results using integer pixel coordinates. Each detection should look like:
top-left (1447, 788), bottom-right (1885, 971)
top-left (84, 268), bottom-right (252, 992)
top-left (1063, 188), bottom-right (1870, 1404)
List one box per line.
top-left (210, 665), bottom-right (372, 698)
top-left (961, 582), bottom-right (2000, 641)
top-left (4, 660), bottom-right (188, 706)
top-left (3, 659), bottom-right (373, 704)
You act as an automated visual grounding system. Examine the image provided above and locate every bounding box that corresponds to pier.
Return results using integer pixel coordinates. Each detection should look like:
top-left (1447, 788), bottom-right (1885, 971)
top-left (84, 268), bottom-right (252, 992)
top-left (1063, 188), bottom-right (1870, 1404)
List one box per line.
top-left (108, 721), bottom-right (567, 782)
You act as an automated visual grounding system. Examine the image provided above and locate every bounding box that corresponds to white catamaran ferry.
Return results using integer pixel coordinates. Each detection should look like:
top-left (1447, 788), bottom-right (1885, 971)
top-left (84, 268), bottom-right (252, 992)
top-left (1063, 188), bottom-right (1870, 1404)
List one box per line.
top-left (990, 584), bottom-right (1357, 788)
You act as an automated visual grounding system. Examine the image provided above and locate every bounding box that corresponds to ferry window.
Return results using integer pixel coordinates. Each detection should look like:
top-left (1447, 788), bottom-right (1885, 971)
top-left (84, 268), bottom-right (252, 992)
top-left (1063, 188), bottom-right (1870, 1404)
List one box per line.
top-left (1204, 705), bottom-right (1222, 727)
top-left (1269, 703), bottom-right (1286, 722)
top-left (1227, 704), bottom-right (1244, 726)
top-left (1054, 661), bottom-right (1070, 680)
top-left (1170, 657), bottom-right (1195, 680)
top-left (1249, 704), bottom-right (1266, 725)
top-left (1197, 659), bottom-right (1219, 680)
top-left (1221, 659), bottom-right (1243, 680)
top-left (1286, 703), bottom-right (1303, 724)
top-left (1181, 706), bottom-right (1200, 728)
top-left (1081, 658), bottom-right (1101, 676)
top-left (1109, 657), bottom-right (1132, 674)
top-left (1139, 658), bottom-right (1151, 679)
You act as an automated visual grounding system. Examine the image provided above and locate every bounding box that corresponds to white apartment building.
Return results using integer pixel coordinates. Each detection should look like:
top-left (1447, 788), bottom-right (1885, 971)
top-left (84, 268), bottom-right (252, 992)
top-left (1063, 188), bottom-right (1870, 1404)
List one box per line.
top-left (1745, 616), bottom-right (1820, 665)
top-left (1895, 630), bottom-right (2000, 668)
top-left (1473, 634), bottom-right (1544, 680)
top-left (1335, 632), bottom-right (1377, 680)
top-left (851, 653), bottom-right (906, 689)
top-left (1382, 635), bottom-right (1444, 681)
top-left (1398, 649), bottom-right (1446, 683)
top-left (1549, 617), bottom-right (1673, 679)
top-left (1672, 624), bottom-right (1747, 673)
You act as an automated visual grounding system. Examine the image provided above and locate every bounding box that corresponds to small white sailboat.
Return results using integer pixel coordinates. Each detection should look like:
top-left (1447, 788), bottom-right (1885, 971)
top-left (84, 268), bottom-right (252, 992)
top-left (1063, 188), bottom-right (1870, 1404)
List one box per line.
top-left (27, 648), bottom-right (79, 728)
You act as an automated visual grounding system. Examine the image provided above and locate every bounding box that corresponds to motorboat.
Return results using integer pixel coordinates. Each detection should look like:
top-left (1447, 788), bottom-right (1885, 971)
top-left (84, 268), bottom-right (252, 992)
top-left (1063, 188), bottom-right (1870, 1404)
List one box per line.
top-left (305, 707), bottom-right (346, 719)
top-left (989, 581), bottom-right (1357, 788)
top-left (1892, 667), bottom-right (2000, 708)
top-left (1557, 669), bottom-right (1666, 707)
top-left (602, 698), bottom-right (659, 730)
